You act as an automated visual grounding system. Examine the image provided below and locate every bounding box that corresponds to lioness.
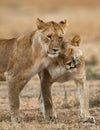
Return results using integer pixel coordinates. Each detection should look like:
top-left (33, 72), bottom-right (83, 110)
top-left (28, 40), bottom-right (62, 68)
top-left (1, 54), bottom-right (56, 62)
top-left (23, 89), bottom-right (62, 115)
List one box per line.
top-left (0, 18), bottom-right (68, 121)
top-left (39, 35), bottom-right (95, 123)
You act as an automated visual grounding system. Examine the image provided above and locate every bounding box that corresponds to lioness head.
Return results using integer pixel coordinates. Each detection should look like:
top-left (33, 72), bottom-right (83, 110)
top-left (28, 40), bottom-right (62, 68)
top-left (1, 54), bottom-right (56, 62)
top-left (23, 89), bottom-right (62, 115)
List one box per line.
top-left (36, 18), bottom-right (68, 58)
top-left (60, 35), bottom-right (82, 70)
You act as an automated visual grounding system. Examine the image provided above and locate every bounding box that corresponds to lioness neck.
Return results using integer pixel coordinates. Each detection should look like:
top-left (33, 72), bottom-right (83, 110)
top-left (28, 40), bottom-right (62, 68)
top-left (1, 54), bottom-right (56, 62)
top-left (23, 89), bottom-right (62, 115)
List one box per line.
top-left (30, 31), bottom-right (50, 75)
top-left (31, 31), bottom-right (45, 56)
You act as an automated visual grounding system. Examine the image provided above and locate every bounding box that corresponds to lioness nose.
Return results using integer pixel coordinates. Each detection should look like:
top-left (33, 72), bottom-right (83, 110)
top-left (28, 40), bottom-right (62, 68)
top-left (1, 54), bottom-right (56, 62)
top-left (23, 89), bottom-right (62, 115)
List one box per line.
top-left (53, 48), bottom-right (59, 52)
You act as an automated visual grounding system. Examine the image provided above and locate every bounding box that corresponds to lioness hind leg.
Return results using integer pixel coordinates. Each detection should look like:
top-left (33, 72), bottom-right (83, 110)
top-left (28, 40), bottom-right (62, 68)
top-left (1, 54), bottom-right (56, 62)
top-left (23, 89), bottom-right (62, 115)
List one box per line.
top-left (7, 80), bottom-right (27, 122)
top-left (39, 70), bottom-right (57, 121)
top-left (75, 78), bottom-right (95, 123)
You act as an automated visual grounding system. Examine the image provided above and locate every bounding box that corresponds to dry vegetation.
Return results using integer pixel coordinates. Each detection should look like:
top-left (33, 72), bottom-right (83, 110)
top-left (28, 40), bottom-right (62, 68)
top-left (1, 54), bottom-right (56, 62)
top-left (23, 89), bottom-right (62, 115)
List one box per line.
top-left (0, 78), bottom-right (100, 130)
top-left (0, 0), bottom-right (100, 130)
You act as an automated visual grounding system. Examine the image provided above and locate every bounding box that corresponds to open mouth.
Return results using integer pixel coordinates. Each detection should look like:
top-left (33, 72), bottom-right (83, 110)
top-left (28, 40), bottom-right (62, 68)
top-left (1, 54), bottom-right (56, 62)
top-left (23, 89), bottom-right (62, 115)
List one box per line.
top-left (47, 51), bottom-right (59, 58)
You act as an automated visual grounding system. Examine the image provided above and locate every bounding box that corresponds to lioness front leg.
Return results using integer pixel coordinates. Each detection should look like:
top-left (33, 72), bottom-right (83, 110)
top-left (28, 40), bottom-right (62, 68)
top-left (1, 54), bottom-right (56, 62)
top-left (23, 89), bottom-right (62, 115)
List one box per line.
top-left (39, 70), bottom-right (57, 121)
top-left (75, 78), bottom-right (95, 123)
top-left (7, 80), bottom-right (27, 122)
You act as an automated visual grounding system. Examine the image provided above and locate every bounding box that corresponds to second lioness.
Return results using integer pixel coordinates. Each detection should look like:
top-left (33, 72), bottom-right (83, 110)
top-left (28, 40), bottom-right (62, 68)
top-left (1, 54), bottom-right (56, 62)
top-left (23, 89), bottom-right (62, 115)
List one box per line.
top-left (39, 36), bottom-right (95, 123)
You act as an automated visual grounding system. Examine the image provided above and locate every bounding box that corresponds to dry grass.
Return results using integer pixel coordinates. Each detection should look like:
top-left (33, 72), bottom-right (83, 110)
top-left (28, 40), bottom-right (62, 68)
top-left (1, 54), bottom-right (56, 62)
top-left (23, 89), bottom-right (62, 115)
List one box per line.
top-left (0, 79), bottom-right (100, 130)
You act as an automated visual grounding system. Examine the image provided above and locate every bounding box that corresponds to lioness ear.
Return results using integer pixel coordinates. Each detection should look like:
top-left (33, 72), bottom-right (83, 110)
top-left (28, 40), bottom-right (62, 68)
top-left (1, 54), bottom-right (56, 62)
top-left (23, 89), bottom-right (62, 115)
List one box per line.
top-left (59, 19), bottom-right (68, 29)
top-left (36, 18), bottom-right (46, 29)
top-left (71, 35), bottom-right (81, 46)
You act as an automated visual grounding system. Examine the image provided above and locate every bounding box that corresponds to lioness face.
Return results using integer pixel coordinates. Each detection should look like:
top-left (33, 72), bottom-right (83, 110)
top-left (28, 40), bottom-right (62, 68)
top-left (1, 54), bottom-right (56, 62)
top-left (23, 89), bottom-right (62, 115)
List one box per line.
top-left (61, 35), bottom-right (81, 70)
top-left (62, 47), bottom-right (79, 70)
top-left (36, 18), bottom-right (68, 58)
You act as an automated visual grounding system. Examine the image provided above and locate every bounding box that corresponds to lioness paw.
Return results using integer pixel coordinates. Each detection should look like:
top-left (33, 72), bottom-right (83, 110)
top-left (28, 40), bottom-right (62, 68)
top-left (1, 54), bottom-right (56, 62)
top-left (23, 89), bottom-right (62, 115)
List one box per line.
top-left (45, 115), bottom-right (58, 123)
top-left (80, 116), bottom-right (96, 123)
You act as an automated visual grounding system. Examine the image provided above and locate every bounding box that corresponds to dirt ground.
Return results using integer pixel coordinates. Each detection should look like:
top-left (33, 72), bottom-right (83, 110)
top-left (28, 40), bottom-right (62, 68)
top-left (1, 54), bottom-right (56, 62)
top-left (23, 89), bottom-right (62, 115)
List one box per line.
top-left (0, 77), bottom-right (100, 130)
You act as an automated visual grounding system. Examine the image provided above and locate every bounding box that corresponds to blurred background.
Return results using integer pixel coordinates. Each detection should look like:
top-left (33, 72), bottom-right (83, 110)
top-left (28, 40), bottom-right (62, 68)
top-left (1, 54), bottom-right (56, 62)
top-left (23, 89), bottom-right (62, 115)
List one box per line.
top-left (0, 0), bottom-right (100, 78)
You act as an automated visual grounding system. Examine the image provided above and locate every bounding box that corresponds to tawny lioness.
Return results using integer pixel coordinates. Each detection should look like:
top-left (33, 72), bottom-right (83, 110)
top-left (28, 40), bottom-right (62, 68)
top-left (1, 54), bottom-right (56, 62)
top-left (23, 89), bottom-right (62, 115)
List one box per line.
top-left (0, 18), bottom-right (68, 121)
top-left (39, 35), bottom-right (95, 123)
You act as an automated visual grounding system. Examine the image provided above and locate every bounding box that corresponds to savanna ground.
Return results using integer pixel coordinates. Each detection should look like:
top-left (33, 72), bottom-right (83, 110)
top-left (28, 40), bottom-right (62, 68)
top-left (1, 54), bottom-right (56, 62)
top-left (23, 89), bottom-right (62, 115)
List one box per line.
top-left (0, 0), bottom-right (100, 129)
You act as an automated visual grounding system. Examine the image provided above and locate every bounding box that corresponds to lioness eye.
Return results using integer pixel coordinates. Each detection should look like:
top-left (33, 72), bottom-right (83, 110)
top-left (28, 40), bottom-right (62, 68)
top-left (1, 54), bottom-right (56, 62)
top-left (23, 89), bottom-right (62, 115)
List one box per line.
top-left (47, 35), bottom-right (52, 40)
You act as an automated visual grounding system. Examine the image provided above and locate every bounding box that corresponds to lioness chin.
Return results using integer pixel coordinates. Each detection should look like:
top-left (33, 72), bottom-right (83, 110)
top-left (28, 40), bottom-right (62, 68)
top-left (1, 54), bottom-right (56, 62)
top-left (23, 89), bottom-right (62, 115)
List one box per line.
top-left (39, 35), bottom-right (95, 123)
top-left (0, 18), bottom-right (68, 122)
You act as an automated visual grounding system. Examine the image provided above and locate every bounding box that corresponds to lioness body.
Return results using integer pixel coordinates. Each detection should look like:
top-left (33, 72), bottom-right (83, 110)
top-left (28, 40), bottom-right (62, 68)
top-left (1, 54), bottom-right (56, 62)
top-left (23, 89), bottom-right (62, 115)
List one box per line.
top-left (0, 35), bottom-right (48, 80)
top-left (39, 40), bottom-right (95, 123)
